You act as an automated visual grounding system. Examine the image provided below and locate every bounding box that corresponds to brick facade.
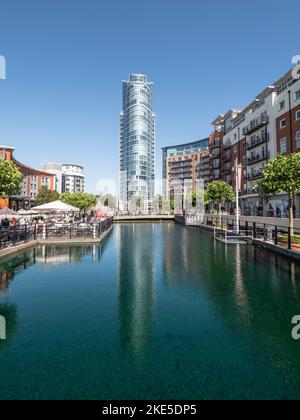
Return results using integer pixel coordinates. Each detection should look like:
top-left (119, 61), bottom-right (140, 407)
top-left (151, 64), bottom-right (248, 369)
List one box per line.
top-left (0, 145), bottom-right (55, 209)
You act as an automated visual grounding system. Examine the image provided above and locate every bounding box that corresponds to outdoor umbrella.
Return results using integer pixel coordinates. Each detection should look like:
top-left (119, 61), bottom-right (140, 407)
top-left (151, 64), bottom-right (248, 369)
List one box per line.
top-left (17, 209), bottom-right (39, 216)
top-left (32, 200), bottom-right (79, 213)
top-left (0, 207), bottom-right (17, 216)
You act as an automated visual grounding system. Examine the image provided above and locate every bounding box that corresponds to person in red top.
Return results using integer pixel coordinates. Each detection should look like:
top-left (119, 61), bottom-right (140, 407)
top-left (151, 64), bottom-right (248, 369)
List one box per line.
top-left (10, 217), bottom-right (17, 228)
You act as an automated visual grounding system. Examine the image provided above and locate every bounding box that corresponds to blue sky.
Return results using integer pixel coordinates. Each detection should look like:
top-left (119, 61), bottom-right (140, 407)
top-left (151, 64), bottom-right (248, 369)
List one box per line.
top-left (0, 0), bottom-right (299, 193)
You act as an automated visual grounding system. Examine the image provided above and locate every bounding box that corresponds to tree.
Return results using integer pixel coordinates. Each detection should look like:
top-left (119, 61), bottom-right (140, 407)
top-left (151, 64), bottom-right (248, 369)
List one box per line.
top-left (61, 192), bottom-right (97, 212)
top-left (205, 180), bottom-right (235, 225)
top-left (157, 194), bottom-right (163, 211)
top-left (0, 160), bottom-right (22, 196)
top-left (253, 153), bottom-right (300, 232)
top-left (35, 186), bottom-right (60, 206)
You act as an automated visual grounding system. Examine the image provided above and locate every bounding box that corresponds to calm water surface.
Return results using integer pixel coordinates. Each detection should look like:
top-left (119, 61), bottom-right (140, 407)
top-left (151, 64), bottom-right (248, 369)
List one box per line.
top-left (1, 223), bottom-right (300, 400)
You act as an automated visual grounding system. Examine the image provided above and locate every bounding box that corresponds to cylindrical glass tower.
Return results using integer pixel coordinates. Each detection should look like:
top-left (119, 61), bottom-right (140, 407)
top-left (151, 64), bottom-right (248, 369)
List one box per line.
top-left (120, 74), bottom-right (155, 208)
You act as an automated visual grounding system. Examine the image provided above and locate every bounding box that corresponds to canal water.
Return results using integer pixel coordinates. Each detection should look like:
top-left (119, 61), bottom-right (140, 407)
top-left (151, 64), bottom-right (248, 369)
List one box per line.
top-left (1, 223), bottom-right (300, 400)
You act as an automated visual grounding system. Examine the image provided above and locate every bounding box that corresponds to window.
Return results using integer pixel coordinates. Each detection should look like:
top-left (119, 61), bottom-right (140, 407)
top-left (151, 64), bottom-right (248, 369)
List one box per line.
top-left (296, 132), bottom-right (300, 149)
top-left (280, 100), bottom-right (286, 110)
top-left (280, 119), bottom-right (287, 129)
top-left (296, 90), bottom-right (300, 101)
top-left (214, 138), bottom-right (219, 146)
top-left (280, 138), bottom-right (287, 153)
top-left (296, 110), bottom-right (300, 121)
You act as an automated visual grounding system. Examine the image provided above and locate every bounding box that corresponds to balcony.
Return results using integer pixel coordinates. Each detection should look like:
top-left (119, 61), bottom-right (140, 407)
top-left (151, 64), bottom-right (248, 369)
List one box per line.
top-left (246, 132), bottom-right (269, 150)
top-left (223, 167), bottom-right (232, 175)
top-left (210, 172), bottom-right (220, 180)
top-left (243, 115), bottom-right (269, 136)
top-left (222, 142), bottom-right (231, 150)
top-left (247, 151), bottom-right (270, 165)
top-left (223, 154), bottom-right (231, 163)
top-left (246, 187), bottom-right (258, 195)
top-left (246, 169), bottom-right (263, 180)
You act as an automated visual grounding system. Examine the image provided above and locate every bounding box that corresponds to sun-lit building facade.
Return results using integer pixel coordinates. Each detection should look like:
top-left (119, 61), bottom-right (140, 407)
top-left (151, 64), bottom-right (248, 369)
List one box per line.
top-left (119, 74), bottom-right (155, 207)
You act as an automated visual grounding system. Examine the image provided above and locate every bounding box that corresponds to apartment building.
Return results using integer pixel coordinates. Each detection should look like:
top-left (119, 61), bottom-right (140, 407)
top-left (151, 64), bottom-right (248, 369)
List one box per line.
top-left (0, 145), bottom-right (55, 209)
top-left (161, 66), bottom-right (300, 217)
top-left (41, 163), bottom-right (85, 194)
top-left (209, 66), bottom-right (300, 218)
top-left (162, 138), bottom-right (209, 200)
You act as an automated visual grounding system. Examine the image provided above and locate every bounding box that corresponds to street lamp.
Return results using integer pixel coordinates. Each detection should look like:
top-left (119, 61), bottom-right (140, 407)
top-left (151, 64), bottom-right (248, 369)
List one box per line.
top-left (233, 158), bottom-right (242, 234)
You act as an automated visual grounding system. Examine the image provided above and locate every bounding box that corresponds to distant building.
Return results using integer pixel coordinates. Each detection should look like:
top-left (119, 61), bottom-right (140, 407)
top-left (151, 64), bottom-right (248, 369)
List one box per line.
top-left (62, 164), bottom-right (85, 193)
top-left (162, 138), bottom-right (209, 200)
top-left (0, 145), bottom-right (55, 209)
top-left (120, 73), bottom-right (156, 206)
top-left (41, 162), bottom-right (63, 193)
top-left (41, 162), bottom-right (85, 194)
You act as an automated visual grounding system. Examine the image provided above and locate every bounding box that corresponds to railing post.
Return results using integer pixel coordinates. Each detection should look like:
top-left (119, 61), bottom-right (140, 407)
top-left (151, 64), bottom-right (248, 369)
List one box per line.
top-left (253, 222), bottom-right (256, 239)
top-left (288, 227), bottom-right (292, 250)
top-left (42, 223), bottom-right (46, 240)
top-left (246, 221), bottom-right (249, 237)
top-left (25, 224), bottom-right (28, 242)
top-left (264, 224), bottom-right (267, 242)
top-left (93, 224), bottom-right (96, 239)
top-left (274, 225), bottom-right (278, 245)
top-left (69, 222), bottom-right (72, 239)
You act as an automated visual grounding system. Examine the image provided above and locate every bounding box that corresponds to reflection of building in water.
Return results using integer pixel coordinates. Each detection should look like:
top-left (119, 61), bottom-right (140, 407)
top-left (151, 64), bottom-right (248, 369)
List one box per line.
top-left (234, 244), bottom-right (251, 320)
top-left (163, 224), bottom-right (199, 285)
top-left (35, 245), bottom-right (102, 265)
top-left (116, 224), bottom-right (155, 354)
top-left (0, 245), bottom-right (106, 293)
top-left (0, 250), bottom-right (36, 293)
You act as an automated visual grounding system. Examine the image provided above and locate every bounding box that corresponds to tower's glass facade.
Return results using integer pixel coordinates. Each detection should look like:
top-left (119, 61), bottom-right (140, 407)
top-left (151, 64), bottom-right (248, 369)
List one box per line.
top-left (120, 74), bottom-right (155, 206)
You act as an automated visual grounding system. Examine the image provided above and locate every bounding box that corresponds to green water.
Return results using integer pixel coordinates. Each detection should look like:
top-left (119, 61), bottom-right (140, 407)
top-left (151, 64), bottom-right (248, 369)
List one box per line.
top-left (1, 223), bottom-right (300, 400)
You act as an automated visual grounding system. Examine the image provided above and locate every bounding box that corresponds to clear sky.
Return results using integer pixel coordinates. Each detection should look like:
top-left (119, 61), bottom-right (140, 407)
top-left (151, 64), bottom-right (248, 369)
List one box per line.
top-left (0, 0), bottom-right (299, 193)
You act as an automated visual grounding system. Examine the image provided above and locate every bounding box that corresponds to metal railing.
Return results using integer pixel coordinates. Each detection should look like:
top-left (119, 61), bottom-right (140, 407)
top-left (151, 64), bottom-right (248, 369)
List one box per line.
top-left (199, 216), bottom-right (300, 253)
top-left (0, 217), bottom-right (113, 250)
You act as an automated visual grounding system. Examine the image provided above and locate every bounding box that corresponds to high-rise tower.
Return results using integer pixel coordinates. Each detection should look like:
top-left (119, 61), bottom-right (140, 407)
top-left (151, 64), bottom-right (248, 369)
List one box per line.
top-left (119, 74), bottom-right (155, 208)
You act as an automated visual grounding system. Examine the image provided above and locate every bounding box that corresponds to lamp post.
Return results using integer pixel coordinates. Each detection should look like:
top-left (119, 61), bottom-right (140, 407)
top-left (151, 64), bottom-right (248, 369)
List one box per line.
top-left (235, 158), bottom-right (240, 234)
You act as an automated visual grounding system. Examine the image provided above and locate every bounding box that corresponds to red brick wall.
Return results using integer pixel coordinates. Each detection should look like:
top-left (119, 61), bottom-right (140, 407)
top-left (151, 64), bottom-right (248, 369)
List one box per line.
top-left (276, 103), bottom-right (300, 154)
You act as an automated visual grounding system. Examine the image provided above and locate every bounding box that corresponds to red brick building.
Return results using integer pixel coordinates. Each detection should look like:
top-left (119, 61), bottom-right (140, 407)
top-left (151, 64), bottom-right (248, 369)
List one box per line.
top-left (0, 145), bottom-right (55, 210)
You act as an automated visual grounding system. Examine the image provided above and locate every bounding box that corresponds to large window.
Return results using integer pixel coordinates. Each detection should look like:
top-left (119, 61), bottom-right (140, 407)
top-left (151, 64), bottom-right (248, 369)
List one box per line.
top-left (280, 138), bottom-right (287, 153)
top-left (296, 110), bottom-right (300, 121)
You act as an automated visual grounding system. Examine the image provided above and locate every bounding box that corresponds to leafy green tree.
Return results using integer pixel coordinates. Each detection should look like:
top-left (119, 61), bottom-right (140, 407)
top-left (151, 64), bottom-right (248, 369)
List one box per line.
top-left (155, 194), bottom-right (163, 211)
top-left (61, 192), bottom-right (97, 212)
top-left (205, 180), bottom-right (235, 225)
top-left (35, 186), bottom-right (60, 205)
top-left (253, 153), bottom-right (300, 232)
top-left (0, 160), bottom-right (22, 196)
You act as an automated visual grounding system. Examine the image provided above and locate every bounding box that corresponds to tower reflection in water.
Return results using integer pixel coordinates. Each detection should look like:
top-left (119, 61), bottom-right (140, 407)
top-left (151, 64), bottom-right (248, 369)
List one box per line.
top-left (116, 224), bottom-right (155, 355)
